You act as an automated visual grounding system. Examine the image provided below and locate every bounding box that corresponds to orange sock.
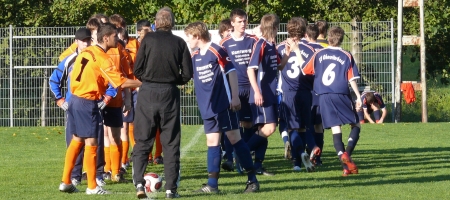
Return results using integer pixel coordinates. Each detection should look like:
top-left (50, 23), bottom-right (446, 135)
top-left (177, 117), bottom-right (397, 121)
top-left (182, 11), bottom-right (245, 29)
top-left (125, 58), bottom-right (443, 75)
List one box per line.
top-left (104, 147), bottom-right (111, 173)
top-left (62, 140), bottom-right (83, 184)
top-left (110, 145), bottom-right (120, 176)
top-left (121, 141), bottom-right (129, 164)
top-left (155, 129), bottom-right (162, 158)
top-left (129, 123), bottom-right (135, 147)
top-left (84, 145), bottom-right (98, 190)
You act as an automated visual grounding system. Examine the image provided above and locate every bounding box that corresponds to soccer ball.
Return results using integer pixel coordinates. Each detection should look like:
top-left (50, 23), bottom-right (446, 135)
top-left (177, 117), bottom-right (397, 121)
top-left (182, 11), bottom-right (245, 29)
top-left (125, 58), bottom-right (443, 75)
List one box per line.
top-left (144, 172), bottom-right (162, 193)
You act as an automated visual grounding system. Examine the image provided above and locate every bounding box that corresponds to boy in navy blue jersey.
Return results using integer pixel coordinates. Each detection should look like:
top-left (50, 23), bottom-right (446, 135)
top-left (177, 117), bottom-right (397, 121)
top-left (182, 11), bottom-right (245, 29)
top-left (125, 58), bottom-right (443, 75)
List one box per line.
top-left (185, 21), bottom-right (259, 193)
top-left (303, 27), bottom-right (362, 176)
top-left (358, 91), bottom-right (387, 124)
top-left (277, 17), bottom-right (320, 172)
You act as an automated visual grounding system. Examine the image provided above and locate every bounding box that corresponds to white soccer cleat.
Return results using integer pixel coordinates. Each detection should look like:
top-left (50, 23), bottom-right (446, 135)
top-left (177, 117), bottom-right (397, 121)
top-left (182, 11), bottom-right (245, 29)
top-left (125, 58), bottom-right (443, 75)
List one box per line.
top-left (86, 186), bottom-right (111, 195)
top-left (96, 178), bottom-right (106, 187)
top-left (293, 166), bottom-right (302, 171)
top-left (301, 153), bottom-right (315, 172)
top-left (71, 178), bottom-right (81, 186)
top-left (59, 182), bottom-right (79, 193)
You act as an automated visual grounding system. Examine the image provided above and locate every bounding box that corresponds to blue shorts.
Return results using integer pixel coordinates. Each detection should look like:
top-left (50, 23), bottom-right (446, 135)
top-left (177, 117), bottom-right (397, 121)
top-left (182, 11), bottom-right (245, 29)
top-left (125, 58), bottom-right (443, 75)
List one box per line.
top-left (203, 109), bottom-right (239, 133)
top-left (311, 105), bottom-right (322, 125)
top-left (311, 91), bottom-right (320, 106)
top-left (280, 91), bottom-right (312, 130)
top-left (238, 87), bottom-right (252, 122)
top-left (251, 103), bottom-right (278, 125)
top-left (319, 94), bottom-right (358, 129)
top-left (102, 107), bottom-right (123, 128)
top-left (122, 90), bottom-right (138, 123)
top-left (67, 95), bottom-right (103, 138)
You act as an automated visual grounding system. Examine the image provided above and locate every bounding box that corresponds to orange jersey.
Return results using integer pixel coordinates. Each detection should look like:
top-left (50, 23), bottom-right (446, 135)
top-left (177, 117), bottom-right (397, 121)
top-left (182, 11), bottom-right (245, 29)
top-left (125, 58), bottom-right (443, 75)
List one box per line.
top-left (125, 38), bottom-right (140, 64)
top-left (70, 45), bottom-right (127, 101)
top-left (106, 43), bottom-right (134, 107)
top-left (59, 42), bottom-right (78, 61)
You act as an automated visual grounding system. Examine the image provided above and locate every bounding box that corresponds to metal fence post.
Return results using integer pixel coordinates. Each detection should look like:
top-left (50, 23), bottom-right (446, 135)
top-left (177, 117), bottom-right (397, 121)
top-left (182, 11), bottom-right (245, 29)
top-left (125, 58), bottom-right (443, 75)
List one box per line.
top-left (9, 25), bottom-right (13, 127)
top-left (390, 18), bottom-right (395, 122)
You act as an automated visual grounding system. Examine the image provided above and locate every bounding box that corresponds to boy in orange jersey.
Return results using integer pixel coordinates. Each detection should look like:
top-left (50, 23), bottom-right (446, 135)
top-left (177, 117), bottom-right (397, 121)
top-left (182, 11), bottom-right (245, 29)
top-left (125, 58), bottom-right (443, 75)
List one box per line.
top-left (58, 22), bottom-right (141, 195)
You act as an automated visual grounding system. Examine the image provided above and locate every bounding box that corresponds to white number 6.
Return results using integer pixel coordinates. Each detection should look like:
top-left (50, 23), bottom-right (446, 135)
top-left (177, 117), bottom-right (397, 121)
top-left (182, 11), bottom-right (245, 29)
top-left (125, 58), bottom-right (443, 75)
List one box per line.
top-left (322, 63), bottom-right (336, 86)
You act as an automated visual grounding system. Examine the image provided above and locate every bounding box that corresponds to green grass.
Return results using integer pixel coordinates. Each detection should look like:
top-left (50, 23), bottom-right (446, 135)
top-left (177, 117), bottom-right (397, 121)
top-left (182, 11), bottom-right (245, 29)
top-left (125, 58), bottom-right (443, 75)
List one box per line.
top-left (1, 124), bottom-right (450, 199)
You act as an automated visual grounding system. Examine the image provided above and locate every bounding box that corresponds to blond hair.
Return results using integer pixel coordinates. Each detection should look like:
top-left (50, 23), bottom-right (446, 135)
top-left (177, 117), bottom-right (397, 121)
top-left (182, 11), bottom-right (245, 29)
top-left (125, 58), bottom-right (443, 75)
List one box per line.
top-left (260, 14), bottom-right (279, 41)
top-left (184, 21), bottom-right (211, 42)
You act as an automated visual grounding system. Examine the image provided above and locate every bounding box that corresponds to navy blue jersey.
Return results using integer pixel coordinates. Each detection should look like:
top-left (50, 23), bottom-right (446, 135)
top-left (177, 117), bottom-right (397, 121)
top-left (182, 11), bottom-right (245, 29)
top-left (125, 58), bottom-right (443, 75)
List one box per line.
top-left (308, 42), bottom-right (326, 51)
top-left (220, 33), bottom-right (258, 88)
top-left (361, 91), bottom-right (386, 109)
top-left (248, 38), bottom-right (280, 105)
top-left (303, 47), bottom-right (360, 95)
top-left (277, 41), bottom-right (315, 91)
top-left (192, 42), bottom-right (235, 119)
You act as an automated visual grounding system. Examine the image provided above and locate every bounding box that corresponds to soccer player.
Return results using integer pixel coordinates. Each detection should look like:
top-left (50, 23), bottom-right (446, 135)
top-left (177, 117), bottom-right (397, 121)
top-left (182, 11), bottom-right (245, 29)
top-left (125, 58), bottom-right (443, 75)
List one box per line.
top-left (245, 13), bottom-right (290, 175)
top-left (358, 91), bottom-right (387, 124)
top-left (315, 20), bottom-right (329, 48)
top-left (303, 26), bottom-right (361, 176)
top-left (219, 8), bottom-right (260, 173)
top-left (218, 19), bottom-right (233, 39)
top-left (185, 21), bottom-right (260, 193)
top-left (277, 17), bottom-right (318, 172)
top-left (136, 19), bottom-right (151, 43)
top-left (58, 22), bottom-right (141, 194)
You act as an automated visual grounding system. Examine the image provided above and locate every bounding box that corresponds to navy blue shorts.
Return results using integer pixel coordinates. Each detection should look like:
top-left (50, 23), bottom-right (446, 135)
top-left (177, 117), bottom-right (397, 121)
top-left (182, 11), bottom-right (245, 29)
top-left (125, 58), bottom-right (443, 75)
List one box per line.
top-left (311, 91), bottom-right (320, 106)
top-left (280, 91), bottom-right (312, 130)
top-left (311, 105), bottom-right (322, 125)
top-left (251, 103), bottom-right (278, 125)
top-left (203, 109), bottom-right (239, 133)
top-left (238, 87), bottom-right (252, 122)
top-left (319, 94), bottom-right (358, 129)
top-left (67, 95), bottom-right (103, 138)
top-left (102, 107), bottom-right (123, 128)
top-left (122, 90), bottom-right (138, 123)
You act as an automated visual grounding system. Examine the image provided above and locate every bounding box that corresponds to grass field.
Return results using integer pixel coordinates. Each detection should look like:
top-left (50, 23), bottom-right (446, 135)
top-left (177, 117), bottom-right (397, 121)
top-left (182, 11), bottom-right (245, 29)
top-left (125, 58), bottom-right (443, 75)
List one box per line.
top-left (1, 123), bottom-right (450, 199)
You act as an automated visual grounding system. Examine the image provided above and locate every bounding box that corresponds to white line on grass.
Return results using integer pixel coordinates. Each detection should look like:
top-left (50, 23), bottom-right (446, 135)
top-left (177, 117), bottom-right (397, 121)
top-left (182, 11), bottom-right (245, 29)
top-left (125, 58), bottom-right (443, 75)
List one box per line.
top-left (180, 125), bottom-right (203, 158)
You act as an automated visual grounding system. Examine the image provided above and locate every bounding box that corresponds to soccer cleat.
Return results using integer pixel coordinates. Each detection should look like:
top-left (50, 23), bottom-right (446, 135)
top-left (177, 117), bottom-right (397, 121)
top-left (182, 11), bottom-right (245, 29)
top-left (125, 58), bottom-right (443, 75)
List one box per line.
top-left (221, 161), bottom-right (234, 171)
top-left (81, 171), bottom-right (87, 180)
top-left (154, 156), bottom-right (164, 165)
top-left (342, 169), bottom-right (351, 177)
top-left (136, 184), bottom-right (147, 199)
top-left (112, 173), bottom-right (127, 183)
top-left (255, 167), bottom-right (275, 176)
top-left (309, 146), bottom-right (322, 165)
top-left (96, 178), bottom-right (106, 187)
top-left (340, 152), bottom-right (358, 174)
top-left (301, 153), bottom-right (315, 172)
top-left (59, 182), bottom-right (79, 193)
top-left (86, 186), bottom-right (111, 195)
top-left (71, 178), bottom-right (81, 186)
top-left (120, 167), bottom-right (127, 174)
top-left (293, 166), bottom-right (301, 172)
top-left (148, 158), bottom-right (153, 164)
top-left (103, 171), bottom-right (112, 180)
top-left (166, 190), bottom-right (180, 198)
top-left (193, 184), bottom-right (219, 193)
top-left (284, 141), bottom-right (292, 160)
top-left (243, 181), bottom-right (260, 193)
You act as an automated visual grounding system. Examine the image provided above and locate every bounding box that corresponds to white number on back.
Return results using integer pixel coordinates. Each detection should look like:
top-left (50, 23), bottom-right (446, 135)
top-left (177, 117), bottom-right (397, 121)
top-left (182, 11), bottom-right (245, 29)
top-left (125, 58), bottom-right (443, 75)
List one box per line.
top-left (322, 63), bottom-right (336, 86)
top-left (287, 56), bottom-right (303, 79)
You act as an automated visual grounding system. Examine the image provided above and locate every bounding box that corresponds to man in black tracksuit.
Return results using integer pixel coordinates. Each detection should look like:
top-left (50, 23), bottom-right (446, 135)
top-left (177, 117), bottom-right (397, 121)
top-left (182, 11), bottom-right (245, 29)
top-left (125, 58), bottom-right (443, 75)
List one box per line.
top-left (132, 7), bottom-right (193, 199)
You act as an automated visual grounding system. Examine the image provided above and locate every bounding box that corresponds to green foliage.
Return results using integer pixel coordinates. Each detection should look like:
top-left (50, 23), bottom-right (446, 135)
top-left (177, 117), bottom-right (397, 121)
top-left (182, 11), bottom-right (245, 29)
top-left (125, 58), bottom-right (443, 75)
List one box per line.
top-left (401, 85), bottom-right (450, 122)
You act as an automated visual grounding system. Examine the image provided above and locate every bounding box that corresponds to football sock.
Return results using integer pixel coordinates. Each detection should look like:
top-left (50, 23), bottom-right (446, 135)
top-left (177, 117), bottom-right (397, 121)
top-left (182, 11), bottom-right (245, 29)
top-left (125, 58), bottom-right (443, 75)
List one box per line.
top-left (303, 128), bottom-right (317, 151)
top-left (129, 123), bottom-right (135, 147)
top-left (279, 120), bottom-right (288, 144)
top-left (62, 140), bottom-right (83, 184)
top-left (121, 141), bottom-right (129, 164)
top-left (298, 131), bottom-right (307, 150)
top-left (155, 129), bottom-right (162, 158)
top-left (281, 131), bottom-right (289, 145)
top-left (333, 133), bottom-right (345, 156)
top-left (110, 144), bottom-right (120, 176)
top-left (246, 132), bottom-right (266, 151)
top-left (224, 135), bottom-right (234, 162)
top-left (357, 111), bottom-right (364, 123)
top-left (254, 137), bottom-right (268, 169)
top-left (232, 139), bottom-right (257, 182)
top-left (346, 126), bottom-right (361, 156)
top-left (104, 146), bottom-right (111, 173)
top-left (314, 132), bottom-right (324, 160)
top-left (373, 110), bottom-right (381, 122)
top-left (242, 127), bottom-right (254, 142)
top-left (290, 130), bottom-right (304, 159)
top-left (84, 145), bottom-right (98, 189)
top-left (207, 146), bottom-right (221, 188)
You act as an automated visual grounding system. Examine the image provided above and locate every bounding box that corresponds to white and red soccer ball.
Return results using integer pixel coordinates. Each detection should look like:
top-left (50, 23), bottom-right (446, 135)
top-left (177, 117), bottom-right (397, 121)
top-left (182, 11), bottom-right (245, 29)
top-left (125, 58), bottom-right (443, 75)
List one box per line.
top-left (144, 172), bottom-right (162, 193)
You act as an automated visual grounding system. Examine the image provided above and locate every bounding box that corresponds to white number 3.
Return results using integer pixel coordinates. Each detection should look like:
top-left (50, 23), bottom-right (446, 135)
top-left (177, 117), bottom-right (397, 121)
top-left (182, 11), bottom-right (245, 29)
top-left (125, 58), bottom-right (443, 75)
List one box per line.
top-left (322, 63), bottom-right (336, 86)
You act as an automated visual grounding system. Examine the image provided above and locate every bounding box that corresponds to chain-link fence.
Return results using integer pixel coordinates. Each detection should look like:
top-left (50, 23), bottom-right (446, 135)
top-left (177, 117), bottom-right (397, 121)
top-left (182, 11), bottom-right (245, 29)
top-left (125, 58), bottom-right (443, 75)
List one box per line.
top-left (0, 20), bottom-right (394, 127)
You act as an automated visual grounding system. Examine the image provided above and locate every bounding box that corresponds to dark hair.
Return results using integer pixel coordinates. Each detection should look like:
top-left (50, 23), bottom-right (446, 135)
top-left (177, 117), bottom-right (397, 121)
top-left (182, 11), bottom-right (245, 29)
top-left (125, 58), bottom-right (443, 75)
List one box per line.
top-left (218, 19), bottom-right (233, 38)
top-left (109, 14), bottom-right (127, 28)
top-left (287, 17), bottom-right (306, 39)
top-left (327, 26), bottom-right (344, 46)
top-left (91, 13), bottom-right (109, 23)
top-left (365, 92), bottom-right (375, 104)
top-left (97, 22), bottom-right (117, 43)
top-left (117, 27), bottom-right (129, 40)
top-left (316, 20), bottom-right (329, 36)
top-left (86, 17), bottom-right (102, 31)
top-left (155, 7), bottom-right (175, 31)
top-left (306, 24), bottom-right (319, 40)
top-left (229, 8), bottom-right (247, 22)
top-left (136, 19), bottom-right (151, 31)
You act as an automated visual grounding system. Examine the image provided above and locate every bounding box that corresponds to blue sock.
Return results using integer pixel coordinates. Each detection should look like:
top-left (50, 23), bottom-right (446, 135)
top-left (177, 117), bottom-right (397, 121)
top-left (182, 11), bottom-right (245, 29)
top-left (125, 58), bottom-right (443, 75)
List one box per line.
top-left (304, 125), bottom-right (317, 150)
top-left (290, 130), bottom-right (304, 160)
top-left (279, 120), bottom-right (288, 144)
top-left (253, 138), bottom-right (267, 169)
top-left (224, 136), bottom-right (234, 162)
top-left (242, 127), bottom-right (254, 142)
top-left (314, 132), bottom-right (324, 161)
top-left (246, 132), bottom-right (266, 151)
top-left (298, 131), bottom-right (307, 150)
top-left (373, 110), bottom-right (381, 122)
top-left (233, 140), bottom-right (257, 183)
top-left (207, 146), bottom-right (221, 188)
top-left (346, 126), bottom-right (361, 156)
top-left (332, 133), bottom-right (345, 155)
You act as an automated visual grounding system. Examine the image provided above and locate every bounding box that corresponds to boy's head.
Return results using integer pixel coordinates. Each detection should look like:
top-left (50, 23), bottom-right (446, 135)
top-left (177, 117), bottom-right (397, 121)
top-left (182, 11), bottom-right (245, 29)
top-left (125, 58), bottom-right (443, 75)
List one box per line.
top-left (365, 92), bottom-right (375, 105)
top-left (91, 13), bottom-right (109, 23)
top-left (260, 14), bottom-right (279, 41)
top-left (287, 17), bottom-right (306, 41)
top-left (74, 28), bottom-right (92, 51)
top-left (97, 22), bottom-right (118, 48)
top-left (327, 26), bottom-right (344, 47)
top-left (184, 21), bottom-right (210, 49)
top-left (306, 24), bottom-right (319, 42)
top-left (316, 20), bottom-right (328, 38)
top-left (86, 17), bottom-right (102, 44)
top-left (109, 14), bottom-right (127, 28)
top-left (136, 19), bottom-right (151, 40)
top-left (229, 8), bottom-right (247, 34)
top-left (155, 7), bottom-right (175, 31)
top-left (117, 27), bottom-right (129, 42)
top-left (218, 19), bottom-right (233, 39)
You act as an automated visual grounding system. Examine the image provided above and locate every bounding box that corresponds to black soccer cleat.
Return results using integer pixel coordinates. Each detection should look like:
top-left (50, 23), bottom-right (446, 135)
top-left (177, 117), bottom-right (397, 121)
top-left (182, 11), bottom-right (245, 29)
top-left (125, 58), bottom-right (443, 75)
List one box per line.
top-left (244, 180), bottom-right (260, 193)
